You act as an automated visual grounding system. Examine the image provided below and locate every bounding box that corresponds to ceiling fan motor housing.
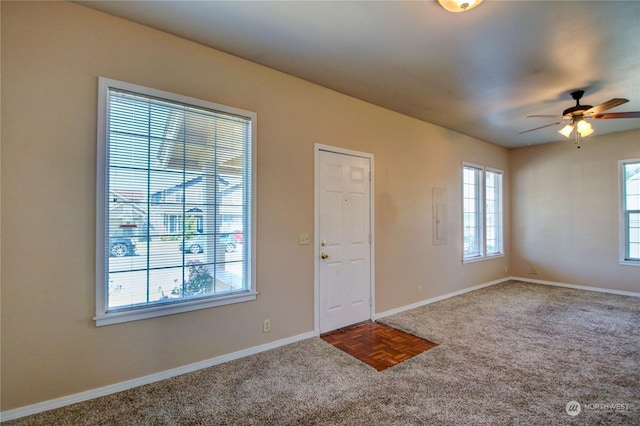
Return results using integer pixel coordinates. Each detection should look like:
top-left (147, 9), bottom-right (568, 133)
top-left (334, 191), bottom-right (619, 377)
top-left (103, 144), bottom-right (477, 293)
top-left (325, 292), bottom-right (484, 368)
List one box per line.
top-left (563, 90), bottom-right (592, 117)
top-left (563, 105), bottom-right (593, 117)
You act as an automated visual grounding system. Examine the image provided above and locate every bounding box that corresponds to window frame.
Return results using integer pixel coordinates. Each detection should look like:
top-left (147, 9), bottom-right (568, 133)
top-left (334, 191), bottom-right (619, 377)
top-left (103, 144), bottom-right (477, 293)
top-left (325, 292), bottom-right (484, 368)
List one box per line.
top-left (462, 163), bottom-right (504, 263)
top-left (95, 77), bottom-right (257, 326)
top-left (619, 158), bottom-right (640, 266)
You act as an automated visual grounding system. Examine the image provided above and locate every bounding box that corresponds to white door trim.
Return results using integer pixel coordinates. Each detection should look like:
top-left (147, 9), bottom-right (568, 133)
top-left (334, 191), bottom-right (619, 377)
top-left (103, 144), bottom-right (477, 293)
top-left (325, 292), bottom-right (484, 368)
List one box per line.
top-left (314, 143), bottom-right (375, 334)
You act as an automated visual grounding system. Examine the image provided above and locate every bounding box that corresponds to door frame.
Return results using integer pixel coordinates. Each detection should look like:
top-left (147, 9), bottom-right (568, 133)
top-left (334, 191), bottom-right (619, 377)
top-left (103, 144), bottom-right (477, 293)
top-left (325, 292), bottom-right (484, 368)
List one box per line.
top-left (314, 143), bottom-right (375, 334)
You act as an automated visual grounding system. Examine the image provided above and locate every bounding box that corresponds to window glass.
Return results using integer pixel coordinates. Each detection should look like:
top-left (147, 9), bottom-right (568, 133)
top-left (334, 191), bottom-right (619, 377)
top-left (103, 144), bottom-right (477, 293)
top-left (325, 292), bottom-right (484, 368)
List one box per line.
top-left (485, 170), bottom-right (503, 256)
top-left (463, 166), bottom-right (482, 259)
top-left (463, 164), bottom-right (503, 261)
top-left (96, 78), bottom-right (255, 325)
top-left (623, 160), bottom-right (640, 262)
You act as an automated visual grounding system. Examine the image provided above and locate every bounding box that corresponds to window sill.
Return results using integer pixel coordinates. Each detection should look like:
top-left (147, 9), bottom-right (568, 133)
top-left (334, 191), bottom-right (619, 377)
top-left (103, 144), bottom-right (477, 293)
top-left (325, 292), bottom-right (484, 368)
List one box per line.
top-left (619, 260), bottom-right (640, 267)
top-left (463, 253), bottom-right (505, 264)
top-left (95, 291), bottom-right (258, 326)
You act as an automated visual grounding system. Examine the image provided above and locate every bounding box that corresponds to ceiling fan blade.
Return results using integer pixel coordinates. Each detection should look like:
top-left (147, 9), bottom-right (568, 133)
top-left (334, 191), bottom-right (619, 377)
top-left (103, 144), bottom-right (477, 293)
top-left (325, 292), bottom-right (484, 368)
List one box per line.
top-left (584, 98), bottom-right (629, 115)
top-left (593, 111), bottom-right (640, 119)
top-left (527, 114), bottom-right (565, 118)
top-left (519, 121), bottom-right (565, 134)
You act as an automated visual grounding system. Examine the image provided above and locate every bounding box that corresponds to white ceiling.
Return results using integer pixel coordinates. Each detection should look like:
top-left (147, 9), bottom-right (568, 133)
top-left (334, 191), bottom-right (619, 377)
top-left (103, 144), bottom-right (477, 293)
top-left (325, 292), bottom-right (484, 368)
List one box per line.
top-left (78, 0), bottom-right (640, 148)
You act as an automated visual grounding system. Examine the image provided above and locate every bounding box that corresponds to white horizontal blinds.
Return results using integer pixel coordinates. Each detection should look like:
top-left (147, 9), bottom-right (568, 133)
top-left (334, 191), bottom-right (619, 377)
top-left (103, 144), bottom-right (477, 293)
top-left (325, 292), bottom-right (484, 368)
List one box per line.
top-left (624, 161), bottom-right (640, 260)
top-left (106, 88), bottom-right (251, 313)
top-left (463, 166), bottom-right (482, 258)
top-left (485, 170), bottom-right (503, 255)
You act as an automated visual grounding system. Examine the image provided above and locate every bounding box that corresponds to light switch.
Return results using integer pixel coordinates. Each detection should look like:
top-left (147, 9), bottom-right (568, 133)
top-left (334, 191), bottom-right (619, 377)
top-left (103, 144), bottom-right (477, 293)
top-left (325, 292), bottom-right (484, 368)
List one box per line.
top-left (299, 233), bottom-right (310, 245)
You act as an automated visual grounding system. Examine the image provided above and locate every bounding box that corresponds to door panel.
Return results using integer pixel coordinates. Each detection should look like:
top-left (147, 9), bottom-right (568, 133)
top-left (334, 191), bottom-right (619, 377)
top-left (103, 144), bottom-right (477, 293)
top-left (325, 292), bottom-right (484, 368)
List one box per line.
top-left (318, 149), bottom-right (372, 333)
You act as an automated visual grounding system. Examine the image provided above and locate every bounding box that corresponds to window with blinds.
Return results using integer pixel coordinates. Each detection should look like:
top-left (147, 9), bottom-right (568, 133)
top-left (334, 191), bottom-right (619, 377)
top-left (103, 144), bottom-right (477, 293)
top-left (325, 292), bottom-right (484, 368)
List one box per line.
top-left (621, 159), bottom-right (640, 264)
top-left (95, 78), bottom-right (256, 326)
top-left (463, 164), bottom-right (503, 262)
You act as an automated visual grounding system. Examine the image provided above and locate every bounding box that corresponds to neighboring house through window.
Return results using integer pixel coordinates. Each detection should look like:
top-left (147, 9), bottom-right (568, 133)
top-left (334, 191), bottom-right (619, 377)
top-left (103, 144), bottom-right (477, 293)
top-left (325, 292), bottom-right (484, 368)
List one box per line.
top-left (95, 77), bottom-right (256, 326)
top-left (463, 163), bottom-right (503, 262)
top-left (621, 159), bottom-right (640, 264)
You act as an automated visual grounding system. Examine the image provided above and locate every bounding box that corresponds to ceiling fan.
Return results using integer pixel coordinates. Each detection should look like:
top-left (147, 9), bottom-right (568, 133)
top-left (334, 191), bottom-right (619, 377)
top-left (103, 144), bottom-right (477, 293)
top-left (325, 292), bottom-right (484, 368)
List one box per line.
top-left (520, 90), bottom-right (640, 146)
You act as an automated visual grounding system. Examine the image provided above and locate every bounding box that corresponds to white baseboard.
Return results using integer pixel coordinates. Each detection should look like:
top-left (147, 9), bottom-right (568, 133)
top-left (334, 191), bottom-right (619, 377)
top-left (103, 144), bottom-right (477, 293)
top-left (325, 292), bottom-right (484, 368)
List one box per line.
top-left (5, 277), bottom-right (636, 422)
top-left (374, 276), bottom-right (640, 324)
top-left (0, 331), bottom-right (317, 422)
top-left (510, 276), bottom-right (640, 298)
top-left (375, 277), bottom-right (511, 320)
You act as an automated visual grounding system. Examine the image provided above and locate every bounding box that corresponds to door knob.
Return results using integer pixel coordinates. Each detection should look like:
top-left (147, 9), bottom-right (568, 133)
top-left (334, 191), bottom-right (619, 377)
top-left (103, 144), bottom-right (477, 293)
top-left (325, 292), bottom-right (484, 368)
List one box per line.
top-left (321, 252), bottom-right (329, 259)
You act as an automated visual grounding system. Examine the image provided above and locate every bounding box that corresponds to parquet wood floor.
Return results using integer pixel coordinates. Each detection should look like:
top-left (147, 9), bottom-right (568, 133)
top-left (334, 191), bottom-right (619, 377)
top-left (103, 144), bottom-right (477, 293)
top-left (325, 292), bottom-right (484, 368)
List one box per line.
top-left (320, 321), bottom-right (437, 371)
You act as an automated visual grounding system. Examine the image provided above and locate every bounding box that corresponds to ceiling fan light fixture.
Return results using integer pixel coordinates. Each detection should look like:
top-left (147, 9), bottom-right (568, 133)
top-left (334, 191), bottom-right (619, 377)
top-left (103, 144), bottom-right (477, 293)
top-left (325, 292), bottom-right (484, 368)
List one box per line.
top-left (576, 119), bottom-right (594, 137)
top-left (558, 124), bottom-right (574, 138)
top-left (437, 0), bottom-right (482, 13)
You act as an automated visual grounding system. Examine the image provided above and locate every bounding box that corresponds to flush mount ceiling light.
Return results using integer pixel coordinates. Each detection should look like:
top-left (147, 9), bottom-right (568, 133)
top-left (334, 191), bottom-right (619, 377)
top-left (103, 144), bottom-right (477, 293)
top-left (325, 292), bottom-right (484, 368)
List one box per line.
top-left (437, 0), bottom-right (483, 13)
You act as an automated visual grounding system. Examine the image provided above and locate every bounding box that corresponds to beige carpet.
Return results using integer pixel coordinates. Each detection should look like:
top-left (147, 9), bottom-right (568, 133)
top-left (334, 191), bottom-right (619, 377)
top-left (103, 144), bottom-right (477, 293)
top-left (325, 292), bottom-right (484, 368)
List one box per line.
top-left (5, 281), bottom-right (639, 425)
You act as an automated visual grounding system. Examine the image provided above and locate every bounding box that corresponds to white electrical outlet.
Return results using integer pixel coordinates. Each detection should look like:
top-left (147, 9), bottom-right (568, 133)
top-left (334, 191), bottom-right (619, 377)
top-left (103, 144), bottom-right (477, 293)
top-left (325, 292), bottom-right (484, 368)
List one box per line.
top-left (263, 319), bottom-right (271, 333)
top-left (527, 267), bottom-right (538, 275)
top-left (417, 285), bottom-right (422, 295)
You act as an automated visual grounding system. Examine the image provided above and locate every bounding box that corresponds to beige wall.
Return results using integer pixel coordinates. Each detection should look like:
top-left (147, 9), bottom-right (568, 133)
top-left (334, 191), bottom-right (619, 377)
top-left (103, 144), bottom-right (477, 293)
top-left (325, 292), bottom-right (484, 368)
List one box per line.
top-left (1, 2), bottom-right (510, 410)
top-left (510, 130), bottom-right (640, 292)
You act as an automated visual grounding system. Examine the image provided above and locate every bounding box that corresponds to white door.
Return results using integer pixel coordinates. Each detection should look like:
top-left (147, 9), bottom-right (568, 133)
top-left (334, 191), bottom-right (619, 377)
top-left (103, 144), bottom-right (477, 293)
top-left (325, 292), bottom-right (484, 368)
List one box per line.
top-left (317, 149), bottom-right (372, 333)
